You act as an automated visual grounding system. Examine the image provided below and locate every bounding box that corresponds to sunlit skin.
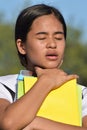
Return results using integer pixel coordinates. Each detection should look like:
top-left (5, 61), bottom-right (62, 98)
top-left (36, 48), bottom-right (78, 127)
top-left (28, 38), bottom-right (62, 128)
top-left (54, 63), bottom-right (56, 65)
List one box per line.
top-left (18, 14), bottom-right (65, 70)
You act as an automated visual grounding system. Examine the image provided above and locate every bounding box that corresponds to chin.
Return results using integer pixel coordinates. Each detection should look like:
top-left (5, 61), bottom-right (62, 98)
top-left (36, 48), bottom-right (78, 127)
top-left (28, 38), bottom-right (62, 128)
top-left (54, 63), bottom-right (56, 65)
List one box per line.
top-left (37, 63), bottom-right (59, 69)
top-left (43, 65), bottom-right (59, 69)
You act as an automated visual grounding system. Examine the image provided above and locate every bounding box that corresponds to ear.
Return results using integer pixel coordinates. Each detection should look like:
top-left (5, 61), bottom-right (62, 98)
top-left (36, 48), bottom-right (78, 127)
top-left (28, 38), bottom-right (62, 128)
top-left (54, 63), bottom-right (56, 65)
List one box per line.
top-left (16, 39), bottom-right (26, 54)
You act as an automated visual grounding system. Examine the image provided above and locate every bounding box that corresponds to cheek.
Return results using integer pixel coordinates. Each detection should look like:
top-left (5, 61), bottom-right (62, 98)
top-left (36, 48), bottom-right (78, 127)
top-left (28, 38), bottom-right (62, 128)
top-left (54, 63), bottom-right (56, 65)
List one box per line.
top-left (62, 41), bottom-right (65, 50)
top-left (26, 46), bottom-right (41, 61)
top-left (58, 42), bottom-right (65, 54)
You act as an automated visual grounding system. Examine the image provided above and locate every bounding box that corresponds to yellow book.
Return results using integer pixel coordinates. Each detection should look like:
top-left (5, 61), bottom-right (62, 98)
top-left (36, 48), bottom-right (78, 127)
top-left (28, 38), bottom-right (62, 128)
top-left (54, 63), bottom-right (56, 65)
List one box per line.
top-left (24, 77), bottom-right (82, 126)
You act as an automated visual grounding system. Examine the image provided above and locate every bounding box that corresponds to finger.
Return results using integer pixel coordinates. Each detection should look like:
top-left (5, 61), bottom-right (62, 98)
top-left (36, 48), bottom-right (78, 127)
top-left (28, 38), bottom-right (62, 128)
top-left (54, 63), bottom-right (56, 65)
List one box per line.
top-left (66, 74), bottom-right (79, 81)
top-left (57, 69), bottom-right (68, 76)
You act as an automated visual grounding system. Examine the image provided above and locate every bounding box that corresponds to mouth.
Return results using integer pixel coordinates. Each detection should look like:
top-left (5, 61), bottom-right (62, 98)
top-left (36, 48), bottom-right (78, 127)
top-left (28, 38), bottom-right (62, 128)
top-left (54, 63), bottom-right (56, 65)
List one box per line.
top-left (46, 53), bottom-right (58, 60)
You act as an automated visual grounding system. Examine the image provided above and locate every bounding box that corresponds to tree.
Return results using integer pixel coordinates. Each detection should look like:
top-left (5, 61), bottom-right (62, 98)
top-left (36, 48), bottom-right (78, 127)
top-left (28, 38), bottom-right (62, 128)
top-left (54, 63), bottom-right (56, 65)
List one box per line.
top-left (0, 23), bottom-right (23, 75)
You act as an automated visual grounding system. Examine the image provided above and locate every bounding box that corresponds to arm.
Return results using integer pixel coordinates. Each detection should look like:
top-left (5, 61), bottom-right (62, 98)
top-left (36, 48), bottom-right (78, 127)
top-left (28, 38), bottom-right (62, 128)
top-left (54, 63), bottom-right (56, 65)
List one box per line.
top-left (0, 77), bottom-right (53, 130)
top-left (23, 116), bottom-right (87, 130)
top-left (0, 68), bottom-right (78, 130)
top-left (82, 116), bottom-right (87, 127)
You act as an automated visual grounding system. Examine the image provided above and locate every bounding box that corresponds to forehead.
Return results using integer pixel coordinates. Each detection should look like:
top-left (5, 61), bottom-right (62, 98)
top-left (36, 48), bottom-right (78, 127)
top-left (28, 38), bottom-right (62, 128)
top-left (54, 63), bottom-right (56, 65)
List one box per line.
top-left (30, 14), bottom-right (63, 31)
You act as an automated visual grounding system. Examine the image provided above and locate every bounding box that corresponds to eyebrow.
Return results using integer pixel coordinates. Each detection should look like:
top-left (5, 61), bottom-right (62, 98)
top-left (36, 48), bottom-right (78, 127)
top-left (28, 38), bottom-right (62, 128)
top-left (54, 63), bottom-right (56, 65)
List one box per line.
top-left (54, 32), bottom-right (64, 35)
top-left (35, 31), bottom-right (64, 35)
top-left (36, 32), bottom-right (48, 35)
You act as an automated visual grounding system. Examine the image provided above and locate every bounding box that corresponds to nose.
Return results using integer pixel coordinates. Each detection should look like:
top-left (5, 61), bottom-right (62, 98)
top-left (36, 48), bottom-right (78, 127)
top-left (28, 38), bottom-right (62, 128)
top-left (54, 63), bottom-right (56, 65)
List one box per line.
top-left (46, 37), bottom-right (57, 49)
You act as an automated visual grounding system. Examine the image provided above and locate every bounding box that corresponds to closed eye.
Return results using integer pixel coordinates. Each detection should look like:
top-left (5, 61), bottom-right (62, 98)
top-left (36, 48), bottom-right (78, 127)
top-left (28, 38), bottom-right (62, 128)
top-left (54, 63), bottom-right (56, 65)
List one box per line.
top-left (37, 37), bottom-right (46, 40)
top-left (54, 32), bottom-right (64, 40)
top-left (55, 37), bottom-right (63, 40)
top-left (36, 32), bottom-right (47, 40)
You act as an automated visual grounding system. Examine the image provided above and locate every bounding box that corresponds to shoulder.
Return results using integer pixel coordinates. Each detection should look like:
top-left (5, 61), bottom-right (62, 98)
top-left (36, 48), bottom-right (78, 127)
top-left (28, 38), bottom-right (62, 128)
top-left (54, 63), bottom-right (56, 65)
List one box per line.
top-left (0, 74), bottom-right (18, 92)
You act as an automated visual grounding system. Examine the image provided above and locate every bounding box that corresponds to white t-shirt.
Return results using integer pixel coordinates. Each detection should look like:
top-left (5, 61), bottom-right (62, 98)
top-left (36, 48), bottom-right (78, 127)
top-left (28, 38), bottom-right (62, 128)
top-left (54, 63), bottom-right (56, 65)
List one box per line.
top-left (0, 74), bottom-right (18, 103)
top-left (0, 70), bottom-right (87, 118)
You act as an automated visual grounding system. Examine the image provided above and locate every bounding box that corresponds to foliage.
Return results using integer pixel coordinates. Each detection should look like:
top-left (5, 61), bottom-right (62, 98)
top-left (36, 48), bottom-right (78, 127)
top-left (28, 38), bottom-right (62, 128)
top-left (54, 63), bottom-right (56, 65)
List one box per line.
top-left (0, 23), bottom-right (23, 75)
top-left (61, 26), bottom-right (87, 86)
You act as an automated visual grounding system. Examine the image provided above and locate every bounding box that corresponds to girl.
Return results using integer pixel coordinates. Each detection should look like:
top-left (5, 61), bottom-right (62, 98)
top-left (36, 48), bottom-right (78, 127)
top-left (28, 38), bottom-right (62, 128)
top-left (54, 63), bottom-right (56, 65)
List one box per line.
top-left (0, 4), bottom-right (87, 130)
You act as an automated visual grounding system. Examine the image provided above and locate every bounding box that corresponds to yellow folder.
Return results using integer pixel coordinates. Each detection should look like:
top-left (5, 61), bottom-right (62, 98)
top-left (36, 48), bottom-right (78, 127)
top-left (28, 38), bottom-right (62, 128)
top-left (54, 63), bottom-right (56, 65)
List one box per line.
top-left (17, 80), bottom-right (24, 99)
top-left (23, 77), bottom-right (82, 126)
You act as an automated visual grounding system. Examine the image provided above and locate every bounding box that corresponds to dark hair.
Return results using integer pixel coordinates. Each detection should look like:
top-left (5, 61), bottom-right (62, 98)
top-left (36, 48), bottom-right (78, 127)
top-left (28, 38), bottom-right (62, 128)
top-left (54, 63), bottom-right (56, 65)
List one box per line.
top-left (15, 4), bottom-right (67, 68)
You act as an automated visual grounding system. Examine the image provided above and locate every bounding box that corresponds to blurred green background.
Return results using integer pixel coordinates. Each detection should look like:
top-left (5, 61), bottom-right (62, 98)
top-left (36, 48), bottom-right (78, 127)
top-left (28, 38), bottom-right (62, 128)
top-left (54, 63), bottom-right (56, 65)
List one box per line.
top-left (0, 0), bottom-right (87, 86)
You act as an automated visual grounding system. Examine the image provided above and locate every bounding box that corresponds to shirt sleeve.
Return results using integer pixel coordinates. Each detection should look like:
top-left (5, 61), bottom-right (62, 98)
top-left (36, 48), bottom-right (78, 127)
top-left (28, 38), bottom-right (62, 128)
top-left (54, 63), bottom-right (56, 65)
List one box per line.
top-left (0, 83), bottom-right (13, 103)
top-left (82, 86), bottom-right (87, 117)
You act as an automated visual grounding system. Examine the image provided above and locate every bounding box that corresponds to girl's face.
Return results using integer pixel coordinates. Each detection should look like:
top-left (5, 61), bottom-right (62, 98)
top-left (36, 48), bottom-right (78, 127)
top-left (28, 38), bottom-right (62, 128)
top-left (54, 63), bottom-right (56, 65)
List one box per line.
top-left (17, 14), bottom-right (65, 69)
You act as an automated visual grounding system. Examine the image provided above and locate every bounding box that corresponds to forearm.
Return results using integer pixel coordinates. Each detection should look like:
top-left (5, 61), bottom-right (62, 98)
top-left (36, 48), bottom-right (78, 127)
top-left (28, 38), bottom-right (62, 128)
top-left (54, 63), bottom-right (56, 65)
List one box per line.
top-left (29, 117), bottom-right (87, 130)
top-left (1, 78), bottom-right (52, 130)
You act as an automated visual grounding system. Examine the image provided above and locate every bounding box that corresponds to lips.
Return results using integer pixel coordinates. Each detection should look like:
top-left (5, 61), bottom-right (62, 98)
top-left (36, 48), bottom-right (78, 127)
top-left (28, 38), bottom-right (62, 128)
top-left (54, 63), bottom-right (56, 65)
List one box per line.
top-left (46, 52), bottom-right (58, 60)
